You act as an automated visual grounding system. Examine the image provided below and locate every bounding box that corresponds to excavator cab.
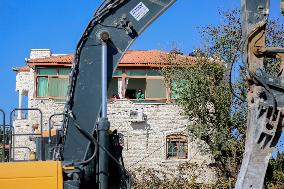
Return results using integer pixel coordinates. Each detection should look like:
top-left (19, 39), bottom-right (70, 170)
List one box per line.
top-left (0, 109), bottom-right (63, 189)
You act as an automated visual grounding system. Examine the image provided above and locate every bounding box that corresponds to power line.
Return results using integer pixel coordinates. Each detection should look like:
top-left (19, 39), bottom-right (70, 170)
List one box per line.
top-left (129, 143), bottom-right (166, 168)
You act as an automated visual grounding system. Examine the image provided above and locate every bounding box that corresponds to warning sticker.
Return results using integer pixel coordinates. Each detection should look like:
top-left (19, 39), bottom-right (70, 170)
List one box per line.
top-left (130, 2), bottom-right (149, 21)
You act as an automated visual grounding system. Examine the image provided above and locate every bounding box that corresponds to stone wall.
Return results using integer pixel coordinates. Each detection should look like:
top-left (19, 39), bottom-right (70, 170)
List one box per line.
top-left (29, 49), bottom-right (51, 59)
top-left (13, 69), bottom-right (216, 182)
top-left (15, 70), bottom-right (32, 93)
top-left (13, 70), bottom-right (33, 160)
top-left (107, 100), bottom-right (215, 182)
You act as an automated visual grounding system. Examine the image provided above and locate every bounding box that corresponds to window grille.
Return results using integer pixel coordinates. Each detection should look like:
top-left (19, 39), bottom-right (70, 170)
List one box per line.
top-left (166, 134), bottom-right (188, 159)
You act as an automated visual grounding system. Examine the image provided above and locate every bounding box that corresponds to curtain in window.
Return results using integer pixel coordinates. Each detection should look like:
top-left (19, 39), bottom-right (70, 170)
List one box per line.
top-left (48, 78), bottom-right (68, 98)
top-left (37, 77), bottom-right (48, 97)
top-left (146, 79), bottom-right (166, 98)
top-left (57, 78), bottom-right (69, 97)
top-left (118, 78), bottom-right (122, 98)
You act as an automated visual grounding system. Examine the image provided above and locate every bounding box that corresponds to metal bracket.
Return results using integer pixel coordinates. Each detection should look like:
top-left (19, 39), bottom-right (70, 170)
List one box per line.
top-left (254, 46), bottom-right (284, 58)
top-left (255, 104), bottom-right (282, 149)
top-left (113, 14), bottom-right (134, 34)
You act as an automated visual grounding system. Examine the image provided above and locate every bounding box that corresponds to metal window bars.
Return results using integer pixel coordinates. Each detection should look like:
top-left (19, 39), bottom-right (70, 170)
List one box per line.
top-left (0, 109), bottom-right (6, 162)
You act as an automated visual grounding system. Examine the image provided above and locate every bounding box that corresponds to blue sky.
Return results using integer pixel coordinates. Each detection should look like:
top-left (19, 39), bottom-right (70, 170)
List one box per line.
top-left (0, 0), bottom-right (282, 115)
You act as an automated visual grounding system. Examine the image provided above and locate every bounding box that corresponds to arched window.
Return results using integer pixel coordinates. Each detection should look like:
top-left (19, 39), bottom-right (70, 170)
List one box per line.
top-left (166, 134), bottom-right (188, 159)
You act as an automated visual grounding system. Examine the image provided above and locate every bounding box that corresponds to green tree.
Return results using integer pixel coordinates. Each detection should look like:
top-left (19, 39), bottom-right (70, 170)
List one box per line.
top-left (161, 8), bottom-right (284, 186)
top-left (265, 151), bottom-right (284, 188)
top-left (161, 50), bottom-right (245, 184)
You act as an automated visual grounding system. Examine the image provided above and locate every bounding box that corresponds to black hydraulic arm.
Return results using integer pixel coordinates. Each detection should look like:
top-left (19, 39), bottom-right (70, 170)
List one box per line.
top-left (59, 1), bottom-right (284, 188)
top-left (61, 0), bottom-right (176, 168)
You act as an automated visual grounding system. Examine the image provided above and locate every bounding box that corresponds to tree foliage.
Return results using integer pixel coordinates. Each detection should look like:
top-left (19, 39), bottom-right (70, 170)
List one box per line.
top-left (160, 8), bottom-right (284, 186)
top-left (161, 50), bottom-right (245, 181)
top-left (132, 163), bottom-right (231, 189)
top-left (265, 151), bottom-right (284, 188)
top-left (264, 18), bottom-right (284, 76)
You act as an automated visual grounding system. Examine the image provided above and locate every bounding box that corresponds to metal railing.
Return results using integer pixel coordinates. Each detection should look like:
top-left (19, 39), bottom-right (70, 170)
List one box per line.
top-left (48, 113), bottom-right (65, 160)
top-left (0, 109), bottom-right (5, 162)
top-left (9, 108), bottom-right (44, 161)
top-left (12, 147), bottom-right (32, 161)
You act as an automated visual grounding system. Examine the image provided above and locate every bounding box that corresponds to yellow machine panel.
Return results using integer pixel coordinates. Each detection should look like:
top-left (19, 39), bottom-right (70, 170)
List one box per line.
top-left (0, 161), bottom-right (63, 189)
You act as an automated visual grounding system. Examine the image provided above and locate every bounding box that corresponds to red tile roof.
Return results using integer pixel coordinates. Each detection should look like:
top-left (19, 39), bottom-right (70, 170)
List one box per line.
top-left (27, 54), bottom-right (73, 64)
top-left (14, 50), bottom-right (194, 72)
top-left (120, 50), bottom-right (165, 66)
top-left (119, 50), bottom-right (195, 67)
top-left (13, 66), bottom-right (30, 72)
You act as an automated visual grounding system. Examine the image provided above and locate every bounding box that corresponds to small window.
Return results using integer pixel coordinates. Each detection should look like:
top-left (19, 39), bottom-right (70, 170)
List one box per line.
top-left (166, 134), bottom-right (188, 159)
top-left (37, 77), bottom-right (69, 98)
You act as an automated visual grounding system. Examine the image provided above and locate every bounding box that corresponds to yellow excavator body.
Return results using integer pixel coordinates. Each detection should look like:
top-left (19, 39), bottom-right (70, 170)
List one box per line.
top-left (0, 161), bottom-right (63, 189)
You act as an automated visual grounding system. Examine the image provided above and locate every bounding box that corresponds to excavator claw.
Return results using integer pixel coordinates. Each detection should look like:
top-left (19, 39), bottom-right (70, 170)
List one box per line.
top-left (236, 1), bottom-right (284, 188)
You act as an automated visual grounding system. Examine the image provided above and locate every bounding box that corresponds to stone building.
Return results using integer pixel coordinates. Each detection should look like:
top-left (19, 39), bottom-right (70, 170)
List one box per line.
top-left (12, 49), bottom-right (215, 182)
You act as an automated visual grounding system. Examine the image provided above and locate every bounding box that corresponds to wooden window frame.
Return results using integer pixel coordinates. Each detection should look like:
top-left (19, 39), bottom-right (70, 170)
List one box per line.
top-left (34, 67), bottom-right (172, 101)
top-left (166, 134), bottom-right (188, 160)
top-left (35, 67), bottom-right (70, 99)
top-left (114, 68), bottom-right (170, 101)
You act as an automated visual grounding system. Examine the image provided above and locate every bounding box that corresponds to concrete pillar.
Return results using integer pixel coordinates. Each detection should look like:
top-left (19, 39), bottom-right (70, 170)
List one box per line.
top-left (17, 90), bottom-right (23, 119)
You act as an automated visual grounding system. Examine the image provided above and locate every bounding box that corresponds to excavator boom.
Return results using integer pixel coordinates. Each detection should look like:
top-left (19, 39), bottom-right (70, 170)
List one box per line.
top-left (60, 0), bottom-right (177, 188)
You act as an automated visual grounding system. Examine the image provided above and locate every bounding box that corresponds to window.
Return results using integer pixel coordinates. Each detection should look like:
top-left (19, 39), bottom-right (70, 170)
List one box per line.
top-left (166, 134), bottom-right (188, 159)
top-left (146, 79), bottom-right (166, 98)
top-left (108, 78), bottom-right (122, 98)
top-left (108, 69), bottom-right (169, 101)
top-left (110, 70), bottom-right (123, 98)
top-left (125, 78), bottom-right (146, 99)
top-left (36, 67), bottom-right (71, 100)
